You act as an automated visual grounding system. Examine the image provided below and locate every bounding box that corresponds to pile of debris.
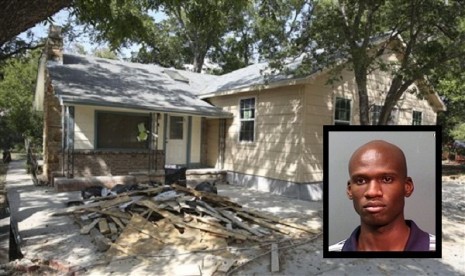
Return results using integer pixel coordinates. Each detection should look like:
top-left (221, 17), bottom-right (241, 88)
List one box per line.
top-left (54, 183), bottom-right (319, 274)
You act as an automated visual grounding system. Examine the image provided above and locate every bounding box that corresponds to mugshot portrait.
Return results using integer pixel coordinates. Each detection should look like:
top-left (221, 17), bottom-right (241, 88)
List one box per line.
top-left (323, 126), bottom-right (441, 258)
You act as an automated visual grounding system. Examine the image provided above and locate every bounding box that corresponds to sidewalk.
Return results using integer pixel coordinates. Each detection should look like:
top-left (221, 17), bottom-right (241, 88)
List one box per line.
top-left (1, 159), bottom-right (464, 275)
top-left (3, 159), bottom-right (105, 272)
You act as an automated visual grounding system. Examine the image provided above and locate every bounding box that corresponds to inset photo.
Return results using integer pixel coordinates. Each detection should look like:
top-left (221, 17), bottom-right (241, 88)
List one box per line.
top-left (323, 125), bottom-right (441, 258)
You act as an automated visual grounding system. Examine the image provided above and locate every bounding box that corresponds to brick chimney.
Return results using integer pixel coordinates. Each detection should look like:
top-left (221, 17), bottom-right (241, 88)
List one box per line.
top-left (46, 25), bottom-right (63, 64)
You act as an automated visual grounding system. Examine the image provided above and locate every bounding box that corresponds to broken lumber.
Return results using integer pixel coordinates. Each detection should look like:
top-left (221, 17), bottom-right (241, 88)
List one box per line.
top-left (98, 218), bottom-right (110, 234)
top-left (172, 184), bottom-right (241, 208)
top-left (232, 206), bottom-right (318, 234)
top-left (217, 209), bottom-right (263, 237)
top-left (271, 243), bottom-right (279, 272)
top-left (110, 216), bottom-right (126, 230)
top-left (86, 207), bottom-right (131, 220)
top-left (89, 228), bottom-right (112, 252)
top-left (237, 212), bottom-right (290, 235)
top-left (53, 195), bottom-right (132, 216)
top-left (80, 218), bottom-right (101, 235)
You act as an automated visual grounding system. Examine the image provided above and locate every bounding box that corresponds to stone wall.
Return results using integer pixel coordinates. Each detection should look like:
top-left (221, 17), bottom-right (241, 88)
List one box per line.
top-left (69, 150), bottom-right (165, 177)
top-left (43, 78), bottom-right (62, 181)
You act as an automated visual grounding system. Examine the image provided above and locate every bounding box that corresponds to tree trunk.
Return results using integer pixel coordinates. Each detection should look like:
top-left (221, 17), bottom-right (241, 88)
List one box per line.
top-left (0, 0), bottom-right (71, 47)
top-left (354, 68), bottom-right (370, 125)
top-left (378, 75), bottom-right (404, 125)
top-left (192, 50), bottom-right (206, 73)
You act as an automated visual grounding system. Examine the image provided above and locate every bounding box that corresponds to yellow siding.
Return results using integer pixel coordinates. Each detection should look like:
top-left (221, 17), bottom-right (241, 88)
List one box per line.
top-left (190, 116), bottom-right (201, 163)
top-left (74, 105), bottom-right (94, 149)
top-left (206, 55), bottom-right (440, 184)
top-left (208, 87), bottom-right (305, 183)
top-left (206, 119), bottom-right (219, 167)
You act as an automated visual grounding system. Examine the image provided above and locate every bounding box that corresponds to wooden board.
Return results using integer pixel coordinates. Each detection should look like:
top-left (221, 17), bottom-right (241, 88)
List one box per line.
top-left (98, 218), bottom-right (110, 234)
top-left (80, 218), bottom-right (101, 235)
top-left (271, 243), bottom-right (279, 272)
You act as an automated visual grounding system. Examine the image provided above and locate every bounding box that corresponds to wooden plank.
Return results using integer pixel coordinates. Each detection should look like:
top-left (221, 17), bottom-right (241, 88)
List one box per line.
top-left (136, 199), bottom-right (259, 241)
top-left (232, 207), bottom-right (318, 234)
top-left (80, 218), bottom-right (101, 235)
top-left (237, 212), bottom-right (289, 235)
top-left (171, 184), bottom-right (241, 208)
top-left (271, 243), bottom-right (279, 272)
top-left (98, 218), bottom-right (110, 234)
top-left (99, 195), bottom-right (132, 209)
top-left (54, 195), bottom-right (133, 216)
top-left (110, 216), bottom-right (126, 230)
top-left (136, 199), bottom-right (184, 225)
top-left (52, 201), bottom-right (102, 216)
top-left (121, 213), bottom-right (165, 243)
top-left (195, 205), bottom-right (231, 224)
top-left (217, 258), bottom-right (236, 273)
top-left (218, 209), bottom-right (263, 237)
top-left (89, 228), bottom-right (112, 252)
top-left (86, 207), bottom-right (132, 220)
top-left (108, 222), bottom-right (118, 234)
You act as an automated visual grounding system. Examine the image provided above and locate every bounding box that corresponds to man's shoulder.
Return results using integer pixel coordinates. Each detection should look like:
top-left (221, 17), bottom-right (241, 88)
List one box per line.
top-left (328, 239), bottom-right (347, 252)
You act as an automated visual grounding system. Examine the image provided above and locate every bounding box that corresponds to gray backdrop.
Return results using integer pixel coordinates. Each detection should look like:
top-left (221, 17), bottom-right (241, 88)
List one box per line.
top-left (327, 131), bottom-right (437, 245)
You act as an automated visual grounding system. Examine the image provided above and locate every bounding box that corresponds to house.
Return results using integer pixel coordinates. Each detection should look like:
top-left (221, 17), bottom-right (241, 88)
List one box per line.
top-left (33, 27), bottom-right (232, 187)
top-left (197, 54), bottom-right (445, 200)
top-left (34, 27), bottom-right (445, 200)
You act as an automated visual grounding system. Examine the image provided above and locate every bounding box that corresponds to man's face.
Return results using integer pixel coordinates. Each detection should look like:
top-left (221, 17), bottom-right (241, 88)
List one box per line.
top-left (347, 143), bottom-right (413, 228)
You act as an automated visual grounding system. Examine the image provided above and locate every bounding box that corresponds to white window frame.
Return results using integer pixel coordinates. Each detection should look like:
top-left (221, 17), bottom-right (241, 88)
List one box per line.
top-left (334, 97), bottom-right (352, 125)
top-left (412, 110), bottom-right (422, 125)
top-left (238, 97), bottom-right (256, 143)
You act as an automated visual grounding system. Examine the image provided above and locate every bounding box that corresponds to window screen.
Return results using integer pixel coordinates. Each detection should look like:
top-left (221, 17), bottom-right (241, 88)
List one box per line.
top-left (169, 116), bottom-right (184, 140)
top-left (334, 97), bottom-right (351, 125)
top-left (96, 112), bottom-right (150, 149)
top-left (412, 111), bottom-right (422, 125)
top-left (239, 98), bottom-right (255, 142)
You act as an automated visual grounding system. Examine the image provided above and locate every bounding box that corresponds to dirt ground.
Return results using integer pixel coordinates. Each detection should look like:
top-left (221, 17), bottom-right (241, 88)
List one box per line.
top-left (1, 160), bottom-right (464, 275)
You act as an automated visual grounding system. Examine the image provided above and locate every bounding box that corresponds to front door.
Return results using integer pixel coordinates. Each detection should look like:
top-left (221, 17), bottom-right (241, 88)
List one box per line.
top-left (166, 115), bottom-right (187, 165)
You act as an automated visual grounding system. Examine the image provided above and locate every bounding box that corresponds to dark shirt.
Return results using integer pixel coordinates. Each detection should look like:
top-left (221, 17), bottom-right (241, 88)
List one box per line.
top-left (340, 220), bottom-right (432, 251)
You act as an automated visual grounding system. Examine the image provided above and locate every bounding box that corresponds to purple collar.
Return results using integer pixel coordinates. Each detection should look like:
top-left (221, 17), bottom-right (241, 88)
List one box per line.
top-left (342, 220), bottom-right (430, 251)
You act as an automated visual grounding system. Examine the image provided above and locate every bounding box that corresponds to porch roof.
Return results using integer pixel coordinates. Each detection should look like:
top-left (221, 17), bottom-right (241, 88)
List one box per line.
top-left (48, 54), bottom-right (232, 118)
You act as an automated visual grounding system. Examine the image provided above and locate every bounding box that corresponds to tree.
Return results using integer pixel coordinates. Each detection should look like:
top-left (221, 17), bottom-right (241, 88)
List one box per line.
top-left (0, 0), bottom-right (71, 60)
top-left (273, 0), bottom-right (465, 125)
top-left (433, 58), bottom-right (465, 143)
top-left (127, 1), bottom-right (248, 72)
top-left (0, 50), bottom-right (43, 148)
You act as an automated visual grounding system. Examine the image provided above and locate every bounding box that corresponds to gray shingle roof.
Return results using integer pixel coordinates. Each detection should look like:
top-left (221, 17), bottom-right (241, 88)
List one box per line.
top-left (48, 54), bottom-right (232, 118)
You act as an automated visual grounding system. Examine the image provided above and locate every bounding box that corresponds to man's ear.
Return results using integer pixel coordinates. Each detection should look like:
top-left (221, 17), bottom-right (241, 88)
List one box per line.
top-left (404, 177), bottom-right (414, 197)
top-left (346, 181), bottom-right (353, 200)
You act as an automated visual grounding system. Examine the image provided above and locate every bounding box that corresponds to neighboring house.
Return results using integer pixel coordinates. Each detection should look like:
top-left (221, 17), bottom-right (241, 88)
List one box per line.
top-left (34, 27), bottom-right (445, 200)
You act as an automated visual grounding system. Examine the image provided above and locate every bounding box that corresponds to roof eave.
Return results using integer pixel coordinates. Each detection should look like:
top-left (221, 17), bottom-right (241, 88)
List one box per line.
top-left (59, 97), bottom-right (233, 118)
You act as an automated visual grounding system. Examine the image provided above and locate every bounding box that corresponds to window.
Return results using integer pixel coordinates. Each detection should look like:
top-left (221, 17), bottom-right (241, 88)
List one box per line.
top-left (169, 116), bottom-right (184, 139)
top-left (371, 105), bottom-right (382, 125)
top-left (412, 111), bottom-right (422, 125)
top-left (96, 112), bottom-right (150, 149)
top-left (239, 98), bottom-right (255, 142)
top-left (334, 97), bottom-right (351, 125)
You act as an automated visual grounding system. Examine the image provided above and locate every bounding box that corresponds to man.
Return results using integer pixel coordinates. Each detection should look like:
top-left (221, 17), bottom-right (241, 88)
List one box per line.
top-left (329, 140), bottom-right (435, 251)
